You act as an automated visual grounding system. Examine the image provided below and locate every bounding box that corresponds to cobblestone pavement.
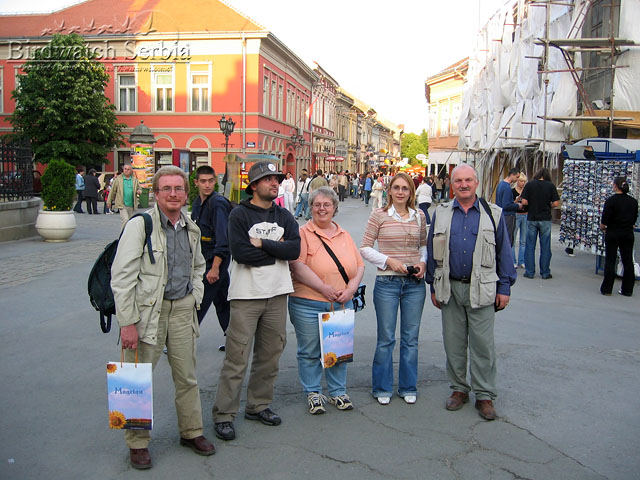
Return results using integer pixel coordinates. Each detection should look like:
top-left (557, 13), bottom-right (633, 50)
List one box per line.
top-left (0, 240), bottom-right (107, 288)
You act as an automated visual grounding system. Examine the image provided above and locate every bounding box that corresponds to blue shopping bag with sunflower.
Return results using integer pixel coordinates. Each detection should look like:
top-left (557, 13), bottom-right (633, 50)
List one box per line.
top-left (318, 308), bottom-right (355, 369)
top-left (106, 349), bottom-right (153, 430)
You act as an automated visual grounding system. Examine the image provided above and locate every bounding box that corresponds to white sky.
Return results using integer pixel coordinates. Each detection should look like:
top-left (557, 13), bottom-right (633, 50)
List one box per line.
top-left (0, 0), bottom-right (508, 134)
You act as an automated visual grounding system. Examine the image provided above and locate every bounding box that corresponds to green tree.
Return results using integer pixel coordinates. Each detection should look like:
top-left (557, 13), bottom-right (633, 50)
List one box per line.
top-left (401, 129), bottom-right (429, 165)
top-left (10, 33), bottom-right (125, 168)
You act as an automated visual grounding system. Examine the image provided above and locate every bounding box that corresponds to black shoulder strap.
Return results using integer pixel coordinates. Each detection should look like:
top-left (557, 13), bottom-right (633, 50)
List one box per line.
top-left (478, 197), bottom-right (497, 236)
top-left (124, 212), bottom-right (156, 264)
top-left (314, 232), bottom-right (349, 286)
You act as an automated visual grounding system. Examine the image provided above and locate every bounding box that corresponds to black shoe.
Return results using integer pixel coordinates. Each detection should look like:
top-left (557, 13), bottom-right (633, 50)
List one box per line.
top-left (218, 344), bottom-right (226, 352)
top-left (214, 421), bottom-right (235, 441)
top-left (541, 274), bottom-right (552, 279)
top-left (523, 273), bottom-right (534, 279)
top-left (618, 290), bottom-right (632, 297)
top-left (244, 408), bottom-right (281, 426)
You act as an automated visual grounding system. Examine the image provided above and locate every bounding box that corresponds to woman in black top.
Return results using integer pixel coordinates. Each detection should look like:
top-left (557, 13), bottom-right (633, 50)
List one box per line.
top-left (600, 176), bottom-right (639, 296)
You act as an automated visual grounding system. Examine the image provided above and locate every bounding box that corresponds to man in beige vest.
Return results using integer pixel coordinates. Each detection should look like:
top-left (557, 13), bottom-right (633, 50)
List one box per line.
top-left (426, 164), bottom-right (516, 420)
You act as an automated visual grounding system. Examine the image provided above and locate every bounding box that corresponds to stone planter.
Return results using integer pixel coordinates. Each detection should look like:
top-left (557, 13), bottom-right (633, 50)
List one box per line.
top-left (35, 210), bottom-right (77, 242)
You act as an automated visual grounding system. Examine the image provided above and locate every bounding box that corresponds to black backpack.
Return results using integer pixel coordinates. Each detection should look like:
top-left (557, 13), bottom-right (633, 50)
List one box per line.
top-left (87, 213), bottom-right (155, 333)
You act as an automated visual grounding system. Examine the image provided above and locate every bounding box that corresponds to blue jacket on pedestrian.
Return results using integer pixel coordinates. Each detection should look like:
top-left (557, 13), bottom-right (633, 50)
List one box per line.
top-left (496, 180), bottom-right (519, 216)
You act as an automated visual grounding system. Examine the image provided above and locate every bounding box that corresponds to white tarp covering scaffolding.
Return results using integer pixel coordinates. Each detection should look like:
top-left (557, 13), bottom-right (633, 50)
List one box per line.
top-left (458, 0), bottom-right (577, 157)
top-left (613, 0), bottom-right (640, 110)
top-left (458, 0), bottom-right (639, 163)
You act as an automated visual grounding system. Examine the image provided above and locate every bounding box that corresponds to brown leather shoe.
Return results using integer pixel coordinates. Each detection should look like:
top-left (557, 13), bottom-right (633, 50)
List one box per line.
top-left (180, 435), bottom-right (216, 456)
top-left (445, 391), bottom-right (469, 411)
top-left (475, 400), bottom-right (496, 420)
top-left (130, 448), bottom-right (152, 469)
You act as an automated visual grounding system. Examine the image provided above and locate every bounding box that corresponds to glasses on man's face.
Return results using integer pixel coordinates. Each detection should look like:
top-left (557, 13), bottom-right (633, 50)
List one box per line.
top-left (159, 186), bottom-right (186, 194)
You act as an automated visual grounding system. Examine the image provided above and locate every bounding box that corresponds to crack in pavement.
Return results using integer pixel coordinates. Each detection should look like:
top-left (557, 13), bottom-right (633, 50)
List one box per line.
top-left (496, 418), bottom-right (606, 479)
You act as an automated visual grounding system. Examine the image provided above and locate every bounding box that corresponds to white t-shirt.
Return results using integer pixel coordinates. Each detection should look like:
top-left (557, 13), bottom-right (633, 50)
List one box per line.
top-left (416, 183), bottom-right (433, 204)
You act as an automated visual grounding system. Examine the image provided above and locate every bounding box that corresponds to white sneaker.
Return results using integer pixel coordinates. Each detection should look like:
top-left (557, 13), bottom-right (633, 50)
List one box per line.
top-left (403, 395), bottom-right (417, 404)
top-left (376, 396), bottom-right (391, 405)
top-left (307, 392), bottom-right (327, 415)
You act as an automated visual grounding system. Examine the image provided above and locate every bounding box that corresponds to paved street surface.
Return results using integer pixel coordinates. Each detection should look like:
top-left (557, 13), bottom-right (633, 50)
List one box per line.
top-left (1, 199), bottom-right (639, 480)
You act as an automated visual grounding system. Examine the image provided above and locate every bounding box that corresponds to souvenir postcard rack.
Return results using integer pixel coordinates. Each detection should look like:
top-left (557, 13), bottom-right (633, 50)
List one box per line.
top-left (560, 140), bottom-right (640, 258)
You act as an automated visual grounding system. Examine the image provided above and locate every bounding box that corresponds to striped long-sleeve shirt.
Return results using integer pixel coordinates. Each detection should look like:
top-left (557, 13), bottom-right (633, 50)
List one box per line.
top-left (360, 207), bottom-right (427, 274)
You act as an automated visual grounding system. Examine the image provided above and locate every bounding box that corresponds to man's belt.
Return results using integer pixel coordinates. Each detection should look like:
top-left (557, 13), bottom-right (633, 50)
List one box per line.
top-left (450, 276), bottom-right (471, 284)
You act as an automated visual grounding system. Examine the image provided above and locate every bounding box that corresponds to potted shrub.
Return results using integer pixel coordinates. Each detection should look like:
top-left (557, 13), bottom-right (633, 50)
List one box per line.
top-left (34, 158), bottom-right (77, 241)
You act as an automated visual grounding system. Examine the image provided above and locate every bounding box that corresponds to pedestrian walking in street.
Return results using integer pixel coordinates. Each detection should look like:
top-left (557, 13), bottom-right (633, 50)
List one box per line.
top-left (337, 170), bottom-right (349, 202)
top-left (495, 167), bottom-right (522, 260)
top-left (306, 169), bottom-right (329, 220)
top-left (294, 169), bottom-right (311, 219)
top-left (83, 169), bottom-right (101, 214)
top-left (73, 166), bottom-right (85, 213)
top-left (190, 166), bottom-right (231, 348)
top-left (426, 164), bottom-right (516, 421)
top-left (289, 186), bottom-right (364, 415)
top-left (370, 174), bottom-right (384, 209)
top-left (360, 172), bottom-right (427, 406)
top-left (212, 161), bottom-right (300, 442)
top-left (108, 163), bottom-right (141, 229)
top-left (415, 176), bottom-right (433, 224)
top-left (520, 168), bottom-right (560, 279)
top-left (282, 171), bottom-right (296, 213)
top-left (363, 173), bottom-right (373, 206)
top-left (111, 166), bottom-right (215, 469)
top-left (435, 175), bottom-right (444, 201)
top-left (351, 173), bottom-right (360, 198)
top-left (512, 173), bottom-right (528, 268)
top-left (599, 176), bottom-right (638, 297)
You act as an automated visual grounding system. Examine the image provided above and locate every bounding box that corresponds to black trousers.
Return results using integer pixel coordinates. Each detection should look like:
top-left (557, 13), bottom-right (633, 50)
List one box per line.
top-left (601, 228), bottom-right (635, 296)
top-left (338, 185), bottom-right (346, 201)
top-left (504, 215), bottom-right (516, 248)
top-left (85, 196), bottom-right (98, 214)
top-left (197, 259), bottom-right (231, 330)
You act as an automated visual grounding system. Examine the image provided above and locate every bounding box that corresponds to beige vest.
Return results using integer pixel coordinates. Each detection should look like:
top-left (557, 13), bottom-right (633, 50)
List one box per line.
top-left (432, 200), bottom-right (502, 309)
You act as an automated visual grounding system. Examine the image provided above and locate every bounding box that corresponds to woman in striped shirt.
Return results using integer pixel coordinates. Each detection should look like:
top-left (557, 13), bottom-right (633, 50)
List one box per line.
top-left (360, 172), bottom-right (427, 406)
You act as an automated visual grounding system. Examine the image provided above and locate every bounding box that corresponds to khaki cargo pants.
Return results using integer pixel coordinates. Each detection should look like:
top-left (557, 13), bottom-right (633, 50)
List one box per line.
top-left (212, 295), bottom-right (288, 422)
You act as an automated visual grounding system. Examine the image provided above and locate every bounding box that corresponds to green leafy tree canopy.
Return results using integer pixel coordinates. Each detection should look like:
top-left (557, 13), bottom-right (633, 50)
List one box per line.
top-left (10, 33), bottom-right (125, 168)
top-left (401, 129), bottom-right (429, 165)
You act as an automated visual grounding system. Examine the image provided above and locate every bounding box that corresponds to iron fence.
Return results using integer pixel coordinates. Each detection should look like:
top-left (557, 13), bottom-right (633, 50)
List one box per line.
top-left (0, 141), bottom-right (35, 201)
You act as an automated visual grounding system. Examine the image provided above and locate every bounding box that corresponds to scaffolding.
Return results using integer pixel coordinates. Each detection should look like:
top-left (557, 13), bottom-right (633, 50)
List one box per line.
top-left (457, 0), bottom-right (638, 199)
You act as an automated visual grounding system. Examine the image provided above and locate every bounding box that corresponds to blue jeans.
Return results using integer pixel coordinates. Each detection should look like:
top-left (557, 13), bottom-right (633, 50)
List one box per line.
top-left (525, 220), bottom-right (552, 277)
top-left (512, 214), bottom-right (527, 265)
top-left (288, 296), bottom-right (352, 397)
top-left (372, 275), bottom-right (426, 397)
top-left (294, 193), bottom-right (309, 218)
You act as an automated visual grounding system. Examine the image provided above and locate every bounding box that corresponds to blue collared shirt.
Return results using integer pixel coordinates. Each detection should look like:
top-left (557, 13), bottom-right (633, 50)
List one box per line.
top-left (426, 197), bottom-right (516, 296)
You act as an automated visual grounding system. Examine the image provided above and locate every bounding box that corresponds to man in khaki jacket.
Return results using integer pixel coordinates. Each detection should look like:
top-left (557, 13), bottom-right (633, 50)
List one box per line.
top-left (111, 166), bottom-right (214, 469)
top-left (108, 163), bottom-right (142, 228)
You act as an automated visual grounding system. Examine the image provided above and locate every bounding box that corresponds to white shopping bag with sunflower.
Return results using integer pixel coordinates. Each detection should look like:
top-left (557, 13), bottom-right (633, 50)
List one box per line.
top-left (318, 308), bottom-right (355, 369)
top-left (106, 350), bottom-right (153, 430)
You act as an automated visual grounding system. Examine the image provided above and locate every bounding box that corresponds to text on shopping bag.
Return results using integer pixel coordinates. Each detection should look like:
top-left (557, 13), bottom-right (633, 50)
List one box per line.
top-left (318, 308), bottom-right (355, 368)
top-left (106, 361), bottom-right (153, 430)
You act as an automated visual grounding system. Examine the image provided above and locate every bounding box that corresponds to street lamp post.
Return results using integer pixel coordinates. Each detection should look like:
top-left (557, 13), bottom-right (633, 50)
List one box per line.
top-left (218, 115), bottom-right (235, 193)
top-left (218, 114), bottom-right (236, 157)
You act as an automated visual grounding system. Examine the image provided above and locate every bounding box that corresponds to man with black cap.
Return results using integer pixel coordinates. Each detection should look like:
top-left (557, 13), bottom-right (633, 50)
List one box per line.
top-left (212, 161), bottom-right (301, 441)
